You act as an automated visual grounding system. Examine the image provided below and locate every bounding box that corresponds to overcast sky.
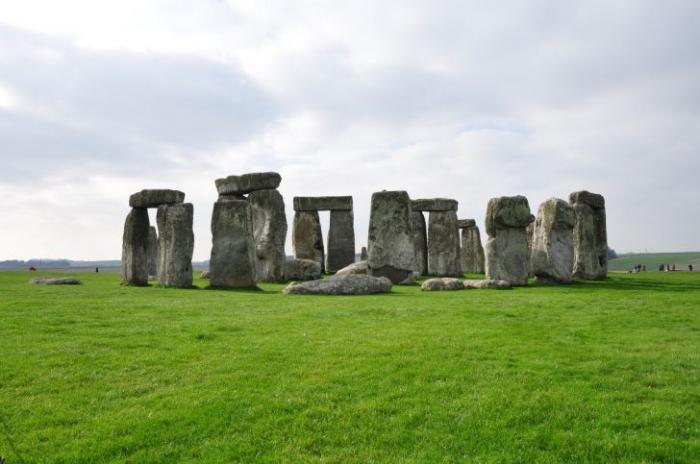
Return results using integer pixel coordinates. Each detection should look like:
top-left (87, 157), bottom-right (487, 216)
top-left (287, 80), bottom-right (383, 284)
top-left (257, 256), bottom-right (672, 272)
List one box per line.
top-left (1, 0), bottom-right (699, 260)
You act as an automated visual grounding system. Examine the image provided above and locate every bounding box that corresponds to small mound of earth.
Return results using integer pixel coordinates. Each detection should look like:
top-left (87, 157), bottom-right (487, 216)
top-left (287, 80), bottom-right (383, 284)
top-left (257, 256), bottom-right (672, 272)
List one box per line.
top-left (462, 279), bottom-right (511, 289)
top-left (30, 277), bottom-right (81, 285)
top-left (283, 274), bottom-right (392, 295)
top-left (421, 278), bottom-right (465, 291)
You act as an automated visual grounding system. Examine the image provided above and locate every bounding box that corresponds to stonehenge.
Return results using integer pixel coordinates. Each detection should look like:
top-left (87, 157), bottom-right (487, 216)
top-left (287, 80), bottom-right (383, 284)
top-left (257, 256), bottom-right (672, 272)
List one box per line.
top-left (216, 172), bottom-right (282, 196)
top-left (458, 219), bottom-right (485, 273)
top-left (209, 199), bottom-right (257, 288)
top-left (412, 198), bottom-right (461, 277)
top-left (121, 189), bottom-right (192, 287)
top-left (530, 198), bottom-right (575, 284)
top-left (249, 189), bottom-right (287, 282)
top-left (570, 191), bottom-right (608, 280)
top-left (284, 258), bottom-right (322, 281)
top-left (292, 196), bottom-right (355, 273)
top-left (283, 274), bottom-right (392, 295)
top-left (410, 211), bottom-right (428, 276)
top-left (484, 196), bottom-right (535, 286)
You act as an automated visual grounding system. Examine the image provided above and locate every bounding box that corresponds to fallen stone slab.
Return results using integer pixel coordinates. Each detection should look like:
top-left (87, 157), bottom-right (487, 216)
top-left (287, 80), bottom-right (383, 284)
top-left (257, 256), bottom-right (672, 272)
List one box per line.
top-left (284, 258), bottom-right (322, 281)
top-left (421, 277), bottom-right (465, 291)
top-left (463, 279), bottom-right (511, 289)
top-left (129, 189), bottom-right (185, 208)
top-left (282, 274), bottom-right (392, 295)
top-left (335, 260), bottom-right (368, 276)
top-left (215, 172), bottom-right (282, 195)
top-left (293, 196), bottom-right (353, 211)
top-left (411, 198), bottom-right (458, 212)
top-left (31, 277), bottom-right (81, 285)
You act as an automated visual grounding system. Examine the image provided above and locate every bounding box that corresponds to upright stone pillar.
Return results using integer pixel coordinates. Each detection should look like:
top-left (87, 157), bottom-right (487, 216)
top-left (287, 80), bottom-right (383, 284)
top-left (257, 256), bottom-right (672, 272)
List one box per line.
top-left (360, 246), bottom-right (368, 261)
top-left (121, 208), bottom-right (150, 286)
top-left (484, 196), bottom-right (534, 286)
top-left (531, 198), bottom-right (575, 284)
top-left (293, 210), bottom-right (325, 274)
top-left (210, 199), bottom-right (257, 288)
top-left (459, 219), bottom-right (485, 273)
top-left (249, 189), bottom-right (287, 282)
top-left (327, 210), bottom-right (355, 272)
top-left (428, 211), bottom-right (461, 276)
top-left (147, 226), bottom-right (158, 277)
top-left (570, 191), bottom-right (608, 280)
top-left (156, 203), bottom-right (194, 288)
top-left (410, 211), bottom-right (428, 276)
top-left (367, 191), bottom-right (415, 284)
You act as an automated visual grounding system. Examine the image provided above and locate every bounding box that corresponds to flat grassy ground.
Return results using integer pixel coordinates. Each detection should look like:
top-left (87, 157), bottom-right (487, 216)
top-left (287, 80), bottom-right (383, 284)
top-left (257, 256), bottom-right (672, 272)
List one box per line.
top-left (609, 252), bottom-right (700, 271)
top-left (1, 271), bottom-right (698, 463)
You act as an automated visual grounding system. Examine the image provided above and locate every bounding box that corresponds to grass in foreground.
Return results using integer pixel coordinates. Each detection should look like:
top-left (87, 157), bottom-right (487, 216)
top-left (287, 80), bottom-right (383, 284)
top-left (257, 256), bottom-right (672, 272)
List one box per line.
top-left (1, 271), bottom-right (699, 463)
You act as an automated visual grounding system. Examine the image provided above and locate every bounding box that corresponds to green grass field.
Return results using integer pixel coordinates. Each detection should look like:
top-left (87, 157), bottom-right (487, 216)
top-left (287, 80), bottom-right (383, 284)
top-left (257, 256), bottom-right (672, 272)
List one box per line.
top-left (1, 271), bottom-right (698, 463)
top-left (609, 252), bottom-right (700, 271)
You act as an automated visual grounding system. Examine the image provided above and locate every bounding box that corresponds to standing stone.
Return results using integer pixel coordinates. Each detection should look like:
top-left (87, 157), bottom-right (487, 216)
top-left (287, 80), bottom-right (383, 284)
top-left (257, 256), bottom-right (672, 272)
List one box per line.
top-left (570, 191), bottom-right (608, 280)
top-left (427, 210), bottom-right (462, 276)
top-left (249, 189), bottom-right (287, 282)
top-left (410, 211), bottom-right (428, 276)
top-left (459, 219), bottom-right (485, 273)
top-left (292, 211), bottom-right (325, 273)
top-left (484, 196), bottom-right (535, 286)
top-left (156, 203), bottom-right (194, 288)
top-left (367, 191), bottom-right (415, 284)
top-left (121, 208), bottom-right (150, 286)
top-left (327, 210), bottom-right (355, 272)
top-left (360, 246), bottom-right (368, 261)
top-left (147, 226), bottom-right (158, 277)
top-left (526, 221), bottom-right (535, 277)
top-left (210, 199), bottom-right (257, 288)
top-left (530, 198), bottom-right (575, 284)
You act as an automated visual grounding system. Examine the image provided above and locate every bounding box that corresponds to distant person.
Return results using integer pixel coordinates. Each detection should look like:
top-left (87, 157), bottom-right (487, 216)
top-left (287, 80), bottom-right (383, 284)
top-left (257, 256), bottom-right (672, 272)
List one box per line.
top-left (28, 266), bottom-right (37, 271)
top-left (666, 264), bottom-right (671, 272)
top-left (672, 264), bottom-right (676, 272)
top-left (689, 264), bottom-right (693, 272)
top-left (659, 264), bottom-right (664, 271)
top-left (95, 267), bottom-right (99, 273)
top-left (642, 265), bottom-right (646, 272)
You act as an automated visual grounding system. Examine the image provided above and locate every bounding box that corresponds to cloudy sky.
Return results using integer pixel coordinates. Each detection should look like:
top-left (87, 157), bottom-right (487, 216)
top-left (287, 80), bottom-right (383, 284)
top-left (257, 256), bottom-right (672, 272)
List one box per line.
top-left (1, 0), bottom-right (698, 261)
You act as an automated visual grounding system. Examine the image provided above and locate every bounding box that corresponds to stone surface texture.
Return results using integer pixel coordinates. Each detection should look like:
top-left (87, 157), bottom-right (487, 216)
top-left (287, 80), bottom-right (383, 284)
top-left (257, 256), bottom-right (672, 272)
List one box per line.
top-left (156, 203), bottom-right (194, 288)
top-left (460, 221), bottom-right (485, 273)
top-left (530, 198), bottom-right (575, 284)
top-left (209, 199), bottom-right (257, 288)
top-left (410, 211), bottom-right (428, 276)
top-left (411, 198), bottom-right (458, 212)
top-left (367, 191), bottom-right (415, 284)
top-left (484, 196), bottom-right (534, 286)
top-left (147, 226), bottom-right (158, 277)
top-left (215, 172), bottom-right (281, 195)
top-left (327, 210), bottom-right (356, 272)
top-left (282, 274), bottom-right (392, 295)
top-left (427, 210), bottom-right (462, 276)
top-left (292, 210), bottom-right (325, 273)
top-left (284, 258), bottom-right (322, 281)
top-left (129, 189), bottom-right (184, 208)
top-left (570, 191), bottom-right (608, 280)
top-left (31, 277), bottom-right (81, 285)
top-left (463, 279), bottom-right (511, 289)
top-left (121, 207), bottom-right (150, 286)
top-left (335, 260), bottom-right (368, 276)
top-left (249, 189), bottom-right (287, 282)
top-left (360, 246), bottom-right (368, 261)
top-left (293, 196), bottom-right (353, 211)
top-left (421, 277), bottom-right (465, 291)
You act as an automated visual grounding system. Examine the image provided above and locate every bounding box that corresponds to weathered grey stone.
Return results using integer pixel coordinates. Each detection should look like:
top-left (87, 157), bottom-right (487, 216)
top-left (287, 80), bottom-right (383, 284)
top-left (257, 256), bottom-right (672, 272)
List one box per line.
top-left (463, 279), bottom-right (511, 289)
top-left (484, 196), bottom-right (534, 286)
top-left (284, 258), bottom-right (322, 281)
top-left (411, 198), bottom-right (458, 212)
top-left (570, 191), bottom-right (607, 280)
top-left (531, 198), bottom-right (575, 284)
top-left (335, 260), bottom-right (368, 276)
top-left (215, 172), bottom-right (281, 195)
top-left (526, 221), bottom-right (535, 277)
top-left (129, 189), bottom-right (184, 208)
top-left (293, 196), bottom-right (353, 211)
top-left (327, 210), bottom-right (355, 272)
top-left (410, 211), bottom-right (428, 276)
top-left (460, 221), bottom-right (485, 273)
top-left (360, 246), bottom-right (368, 261)
top-left (292, 210), bottom-right (325, 273)
top-left (209, 199), bottom-right (257, 288)
top-left (156, 203), bottom-right (194, 288)
top-left (367, 191), bottom-right (415, 284)
top-left (249, 189), bottom-right (287, 282)
top-left (421, 277), bottom-right (465, 291)
top-left (428, 210), bottom-right (462, 276)
top-left (200, 270), bottom-right (210, 279)
top-left (147, 226), bottom-right (158, 277)
top-left (121, 207), bottom-right (150, 286)
top-left (30, 277), bottom-right (81, 285)
top-left (282, 274), bottom-right (392, 295)
top-left (458, 219), bottom-right (476, 229)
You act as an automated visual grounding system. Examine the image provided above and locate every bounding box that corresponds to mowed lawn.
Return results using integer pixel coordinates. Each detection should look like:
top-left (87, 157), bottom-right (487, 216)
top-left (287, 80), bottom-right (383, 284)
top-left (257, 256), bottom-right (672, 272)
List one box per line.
top-left (1, 271), bottom-right (698, 463)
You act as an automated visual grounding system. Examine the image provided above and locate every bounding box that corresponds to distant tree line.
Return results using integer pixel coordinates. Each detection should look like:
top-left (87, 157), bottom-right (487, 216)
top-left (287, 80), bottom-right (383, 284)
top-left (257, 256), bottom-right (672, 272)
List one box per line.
top-left (0, 259), bottom-right (71, 268)
top-left (607, 247), bottom-right (617, 260)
